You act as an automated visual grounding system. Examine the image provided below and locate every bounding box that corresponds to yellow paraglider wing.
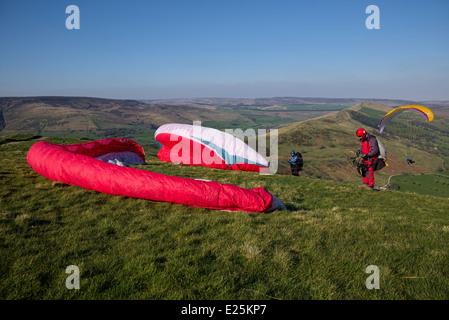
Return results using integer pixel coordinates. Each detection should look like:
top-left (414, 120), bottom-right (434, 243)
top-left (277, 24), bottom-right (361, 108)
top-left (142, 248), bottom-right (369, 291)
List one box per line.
top-left (378, 105), bottom-right (434, 133)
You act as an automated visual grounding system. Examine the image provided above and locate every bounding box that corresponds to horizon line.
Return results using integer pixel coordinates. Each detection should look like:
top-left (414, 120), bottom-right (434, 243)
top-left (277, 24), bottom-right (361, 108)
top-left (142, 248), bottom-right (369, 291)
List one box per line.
top-left (1, 95), bottom-right (448, 103)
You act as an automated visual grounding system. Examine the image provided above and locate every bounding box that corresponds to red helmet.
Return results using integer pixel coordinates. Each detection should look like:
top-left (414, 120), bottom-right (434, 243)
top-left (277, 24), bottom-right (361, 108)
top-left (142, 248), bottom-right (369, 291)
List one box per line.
top-left (356, 128), bottom-right (367, 141)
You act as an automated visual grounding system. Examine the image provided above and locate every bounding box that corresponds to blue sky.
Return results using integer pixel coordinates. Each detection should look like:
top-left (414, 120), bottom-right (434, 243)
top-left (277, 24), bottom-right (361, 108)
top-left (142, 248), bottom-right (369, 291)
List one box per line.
top-left (1, 0), bottom-right (448, 100)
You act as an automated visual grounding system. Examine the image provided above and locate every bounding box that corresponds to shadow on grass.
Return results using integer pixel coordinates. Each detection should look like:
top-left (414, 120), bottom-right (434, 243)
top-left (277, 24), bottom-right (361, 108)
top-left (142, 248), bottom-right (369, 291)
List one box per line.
top-left (284, 200), bottom-right (311, 212)
top-left (0, 133), bottom-right (41, 145)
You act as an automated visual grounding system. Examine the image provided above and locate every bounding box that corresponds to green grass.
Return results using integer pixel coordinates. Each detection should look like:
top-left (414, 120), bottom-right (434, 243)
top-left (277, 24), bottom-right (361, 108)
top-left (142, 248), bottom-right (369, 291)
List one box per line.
top-left (237, 104), bottom-right (348, 112)
top-left (392, 172), bottom-right (449, 198)
top-left (358, 106), bottom-right (387, 119)
top-left (201, 104), bottom-right (348, 131)
top-left (1, 135), bottom-right (449, 299)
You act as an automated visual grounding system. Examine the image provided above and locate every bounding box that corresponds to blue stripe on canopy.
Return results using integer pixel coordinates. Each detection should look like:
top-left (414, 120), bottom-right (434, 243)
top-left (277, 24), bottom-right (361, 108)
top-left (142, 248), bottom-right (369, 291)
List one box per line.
top-left (192, 136), bottom-right (268, 168)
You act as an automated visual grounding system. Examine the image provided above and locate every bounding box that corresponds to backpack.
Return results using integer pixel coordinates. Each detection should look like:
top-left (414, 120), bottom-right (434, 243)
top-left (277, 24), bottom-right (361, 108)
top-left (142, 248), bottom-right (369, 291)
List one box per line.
top-left (295, 152), bottom-right (303, 171)
top-left (373, 138), bottom-right (388, 171)
top-left (377, 138), bottom-right (387, 161)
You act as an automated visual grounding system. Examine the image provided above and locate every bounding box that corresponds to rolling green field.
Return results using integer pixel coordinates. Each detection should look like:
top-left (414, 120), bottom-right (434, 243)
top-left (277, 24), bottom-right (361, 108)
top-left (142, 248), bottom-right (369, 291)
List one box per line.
top-left (1, 135), bottom-right (449, 300)
top-left (391, 171), bottom-right (449, 198)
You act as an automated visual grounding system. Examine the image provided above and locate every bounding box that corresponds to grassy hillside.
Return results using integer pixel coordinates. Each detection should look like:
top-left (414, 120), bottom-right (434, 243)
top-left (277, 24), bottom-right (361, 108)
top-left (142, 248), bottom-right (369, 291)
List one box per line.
top-left (1, 135), bottom-right (449, 299)
top-left (390, 171), bottom-right (449, 198)
top-left (0, 97), bottom-right (232, 146)
top-left (0, 97), bottom-right (350, 145)
top-left (276, 102), bottom-right (449, 196)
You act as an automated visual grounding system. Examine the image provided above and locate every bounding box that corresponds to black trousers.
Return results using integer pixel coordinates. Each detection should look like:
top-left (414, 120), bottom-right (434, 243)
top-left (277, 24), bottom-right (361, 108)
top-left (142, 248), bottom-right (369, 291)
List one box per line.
top-left (290, 164), bottom-right (301, 176)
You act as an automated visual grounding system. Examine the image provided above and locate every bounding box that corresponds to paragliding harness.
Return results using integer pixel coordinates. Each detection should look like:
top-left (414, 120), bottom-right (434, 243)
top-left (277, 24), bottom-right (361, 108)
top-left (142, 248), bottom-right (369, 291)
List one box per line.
top-left (348, 137), bottom-right (388, 176)
top-left (372, 137), bottom-right (388, 172)
top-left (289, 152), bottom-right (303, 176)
top-left (348, 155), bottom-right (368, 177)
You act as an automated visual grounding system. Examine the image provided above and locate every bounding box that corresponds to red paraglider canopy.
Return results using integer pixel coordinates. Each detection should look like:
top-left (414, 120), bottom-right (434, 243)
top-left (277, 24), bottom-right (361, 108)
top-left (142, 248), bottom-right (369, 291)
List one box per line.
top-left (27, 138), bottom-right (283, 212)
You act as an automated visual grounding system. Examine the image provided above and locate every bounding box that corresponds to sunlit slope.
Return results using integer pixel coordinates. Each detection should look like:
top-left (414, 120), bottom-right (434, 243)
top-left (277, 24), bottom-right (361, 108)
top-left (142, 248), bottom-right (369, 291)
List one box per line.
top-left (276, 102), bottom-right (448, 187)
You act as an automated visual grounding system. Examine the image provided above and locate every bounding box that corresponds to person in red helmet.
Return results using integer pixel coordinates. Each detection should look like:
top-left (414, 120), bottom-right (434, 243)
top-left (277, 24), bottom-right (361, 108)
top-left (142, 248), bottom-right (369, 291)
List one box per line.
top-left (356, 128), bottom-right (379, 189)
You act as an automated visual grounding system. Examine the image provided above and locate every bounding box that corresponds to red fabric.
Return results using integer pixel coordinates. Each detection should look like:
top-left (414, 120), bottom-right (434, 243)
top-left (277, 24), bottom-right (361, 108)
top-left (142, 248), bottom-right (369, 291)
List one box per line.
top-left (361, 139), bottom-right (378, 161)
top-left (361, 140), bottom-right (370, 155)
top-left (361, 140), bottom-right (376, 187)
top-left (27, 139), bottom-right (273, 212)
top-left (57, 138), bottom-right (145, 160)
top-left (156, 133), bottom-right (264, 173)
top-left (362, 159), bottom-right (375, 187)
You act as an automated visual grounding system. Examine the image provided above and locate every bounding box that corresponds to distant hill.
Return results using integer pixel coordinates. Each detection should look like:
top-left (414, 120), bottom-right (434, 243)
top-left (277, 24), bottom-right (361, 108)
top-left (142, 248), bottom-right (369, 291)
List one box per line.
top-left (0, 96), bottom-right (356, 144)
top-left (0, 96), bottom-right (260, 144)
top-left (141, 96), bottom-right (423, 107)
top-left (0, 96), bottom-right (225, 134)
top-left (4, 96), bottom-right (446, 141)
